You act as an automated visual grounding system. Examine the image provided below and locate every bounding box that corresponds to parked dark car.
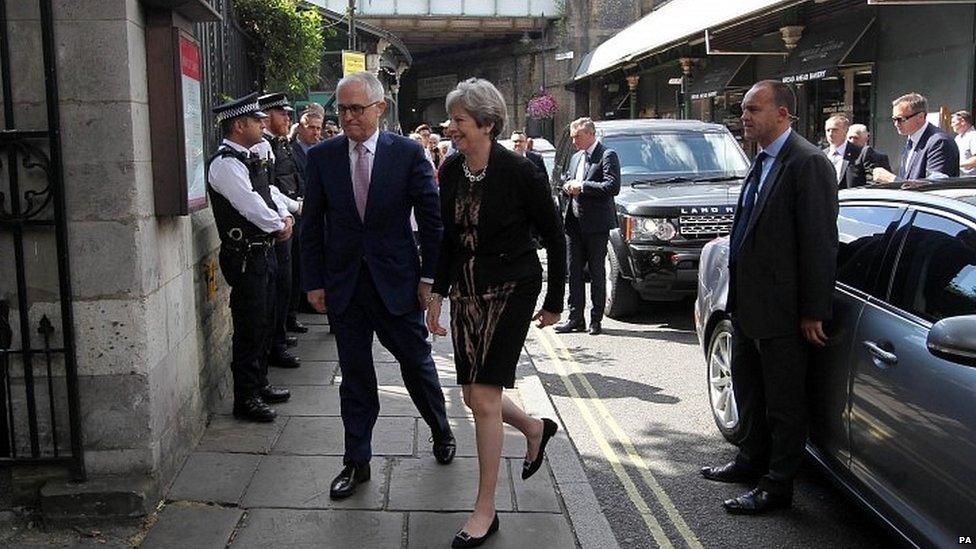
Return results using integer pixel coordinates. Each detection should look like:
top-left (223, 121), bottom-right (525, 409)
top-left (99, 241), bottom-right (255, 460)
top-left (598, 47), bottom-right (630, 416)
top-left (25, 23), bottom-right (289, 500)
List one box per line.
top-left (552, 119), bottom-right (748, 318)
top-left (695, 180), bottom-right (976, 548)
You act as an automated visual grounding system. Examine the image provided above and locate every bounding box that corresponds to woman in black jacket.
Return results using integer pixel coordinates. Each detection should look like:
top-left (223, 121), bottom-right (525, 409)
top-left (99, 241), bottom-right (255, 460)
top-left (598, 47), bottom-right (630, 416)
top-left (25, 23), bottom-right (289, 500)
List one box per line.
top-left (426, 78), bottom-right (566, 548)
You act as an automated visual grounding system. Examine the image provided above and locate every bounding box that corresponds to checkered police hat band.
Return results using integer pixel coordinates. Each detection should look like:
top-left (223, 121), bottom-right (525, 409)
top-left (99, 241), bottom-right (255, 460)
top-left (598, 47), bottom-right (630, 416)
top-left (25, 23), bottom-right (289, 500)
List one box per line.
top-left (215, 100), bottom-right (262, 123)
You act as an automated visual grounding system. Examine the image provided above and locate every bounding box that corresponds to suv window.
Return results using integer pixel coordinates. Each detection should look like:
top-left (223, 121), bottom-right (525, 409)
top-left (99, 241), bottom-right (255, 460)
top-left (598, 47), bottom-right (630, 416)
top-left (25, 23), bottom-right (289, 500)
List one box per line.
top-left (602, 132), bottom-right (749, 177)
top-left (889, 212), bottom-right (976, 322)
top-left (836, 205), bottom-right (905, 294)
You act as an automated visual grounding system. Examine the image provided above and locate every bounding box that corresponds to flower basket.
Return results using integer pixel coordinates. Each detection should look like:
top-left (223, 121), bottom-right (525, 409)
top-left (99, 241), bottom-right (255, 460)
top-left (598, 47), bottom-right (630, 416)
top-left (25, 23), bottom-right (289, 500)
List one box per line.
top-left (526, 90), bottom-right (558, 120)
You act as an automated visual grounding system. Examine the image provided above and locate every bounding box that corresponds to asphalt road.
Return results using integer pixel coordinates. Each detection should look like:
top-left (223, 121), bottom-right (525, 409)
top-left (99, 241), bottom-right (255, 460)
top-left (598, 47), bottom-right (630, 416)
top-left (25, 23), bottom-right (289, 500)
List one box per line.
top-left (524, 298), bottom-right (897, 549)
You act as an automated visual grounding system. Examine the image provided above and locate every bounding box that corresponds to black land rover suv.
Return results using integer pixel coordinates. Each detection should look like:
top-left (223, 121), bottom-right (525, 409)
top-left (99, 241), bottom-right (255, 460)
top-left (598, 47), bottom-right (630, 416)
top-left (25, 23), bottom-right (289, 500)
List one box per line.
top-left (552, 119), bottom-right (748, 318)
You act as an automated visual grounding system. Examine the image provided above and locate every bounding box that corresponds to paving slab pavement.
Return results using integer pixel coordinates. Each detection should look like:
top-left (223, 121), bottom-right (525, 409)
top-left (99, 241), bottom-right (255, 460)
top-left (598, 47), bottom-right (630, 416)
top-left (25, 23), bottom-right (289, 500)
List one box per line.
top-left (142, 313), bottom-right (617, 548)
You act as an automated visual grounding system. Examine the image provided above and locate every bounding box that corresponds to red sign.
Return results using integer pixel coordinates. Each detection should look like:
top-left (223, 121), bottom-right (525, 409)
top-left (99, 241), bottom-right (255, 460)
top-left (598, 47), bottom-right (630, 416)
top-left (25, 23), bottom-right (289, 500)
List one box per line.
top-left (180, 35), bottom-right (200, 81)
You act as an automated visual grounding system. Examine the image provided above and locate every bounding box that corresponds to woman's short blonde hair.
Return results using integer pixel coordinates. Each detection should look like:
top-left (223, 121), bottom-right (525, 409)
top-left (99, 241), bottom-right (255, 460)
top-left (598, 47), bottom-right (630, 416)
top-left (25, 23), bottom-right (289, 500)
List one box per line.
top-left (445, 78), bottom-right (507, 140)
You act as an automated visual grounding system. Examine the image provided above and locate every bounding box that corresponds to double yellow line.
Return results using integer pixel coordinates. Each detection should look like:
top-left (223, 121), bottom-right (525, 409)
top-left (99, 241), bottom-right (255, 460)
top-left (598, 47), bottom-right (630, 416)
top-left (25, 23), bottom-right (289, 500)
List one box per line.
top-left (532, 325), bottom-right (702, 549)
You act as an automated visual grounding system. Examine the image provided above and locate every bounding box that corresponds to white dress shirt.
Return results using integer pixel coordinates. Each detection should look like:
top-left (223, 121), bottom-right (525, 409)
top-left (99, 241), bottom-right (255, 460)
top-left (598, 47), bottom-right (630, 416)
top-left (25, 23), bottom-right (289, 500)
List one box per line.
top-left (208, 139), bottom-right (288, 233)
top-left (575, 140), bottom-right (599, 181)
top-left (251, 133), bottom-right (302, 214)
top-left (827, 142), bottom-right (847, 183)
top-left (955, 127), bottom-right (976, 175)
top-left (348, 128), bottom-right (380, 184)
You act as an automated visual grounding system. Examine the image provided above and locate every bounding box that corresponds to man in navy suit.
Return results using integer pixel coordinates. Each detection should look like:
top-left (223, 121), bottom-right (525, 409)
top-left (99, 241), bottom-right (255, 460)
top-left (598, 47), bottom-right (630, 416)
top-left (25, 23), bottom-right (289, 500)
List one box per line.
top-left (301, 71), bottom-right (455, 500)
top-left (874, 92), bottom-right (960, 182)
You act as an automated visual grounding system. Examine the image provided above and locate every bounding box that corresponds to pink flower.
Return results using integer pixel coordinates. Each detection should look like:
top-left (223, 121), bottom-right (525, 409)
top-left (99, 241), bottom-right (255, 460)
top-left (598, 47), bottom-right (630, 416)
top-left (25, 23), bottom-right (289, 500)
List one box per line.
top-left (527, 91), bottom-right (558, 119)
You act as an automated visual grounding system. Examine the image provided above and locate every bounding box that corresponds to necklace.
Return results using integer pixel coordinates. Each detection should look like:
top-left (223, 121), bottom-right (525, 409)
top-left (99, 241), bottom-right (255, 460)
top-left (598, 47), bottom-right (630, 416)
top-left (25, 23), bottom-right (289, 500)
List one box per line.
top-left (462, 160), bottom-right (488, 182)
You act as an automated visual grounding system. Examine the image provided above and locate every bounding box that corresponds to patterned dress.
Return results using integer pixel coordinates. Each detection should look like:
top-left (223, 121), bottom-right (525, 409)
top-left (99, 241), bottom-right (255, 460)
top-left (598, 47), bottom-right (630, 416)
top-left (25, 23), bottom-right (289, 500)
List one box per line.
top-left (434, 143), bottom-right (565, 388)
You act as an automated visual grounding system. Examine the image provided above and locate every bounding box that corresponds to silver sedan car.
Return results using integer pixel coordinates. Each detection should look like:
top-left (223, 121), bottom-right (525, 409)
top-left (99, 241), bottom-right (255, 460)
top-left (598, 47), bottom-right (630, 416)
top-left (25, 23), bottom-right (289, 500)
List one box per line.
top-left (694, 182), bottom-right (976, 548)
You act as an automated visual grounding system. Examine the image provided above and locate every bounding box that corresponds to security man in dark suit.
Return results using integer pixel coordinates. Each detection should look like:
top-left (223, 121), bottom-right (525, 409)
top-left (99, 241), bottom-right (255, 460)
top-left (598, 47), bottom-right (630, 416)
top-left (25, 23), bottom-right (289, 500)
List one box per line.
top-left (510, 130), bottom-right (547, 178)
top-left (554, 117), bottom-right (621, 336)
top-left (874, 92), bottom-right (960, 182)
top-left (700, 80), bottom-right (838, 514)
top-left (257, 93), bottom-right (304, 372)
top-left (846, 124), bottom-right (891, 184)
top-left (823, 114), bottom-right (867, 188)
top-left (207, 93), bottom-right (294, 422)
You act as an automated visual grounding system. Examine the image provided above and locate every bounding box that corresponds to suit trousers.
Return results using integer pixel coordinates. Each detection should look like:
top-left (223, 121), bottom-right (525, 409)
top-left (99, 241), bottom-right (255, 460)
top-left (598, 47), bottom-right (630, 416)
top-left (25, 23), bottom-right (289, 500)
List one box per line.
top-left (565, 214), bottom-right (609, 323)
top-left (330, 265), bottom-right (451, 466)
top-left (730, 321), bottom-right (809, 496)
top-left (288, 216), bottom-right (302, 319)
top-left (218, 245), bottom-right (276, 399)
top-left (271, 238), bottom-right (292, 355)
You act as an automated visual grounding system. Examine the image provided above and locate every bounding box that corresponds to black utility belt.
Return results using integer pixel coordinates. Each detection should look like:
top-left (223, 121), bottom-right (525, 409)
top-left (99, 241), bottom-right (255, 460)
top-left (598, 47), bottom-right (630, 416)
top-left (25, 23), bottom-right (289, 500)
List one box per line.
top-left (222, 235), bottom-right (275, 254)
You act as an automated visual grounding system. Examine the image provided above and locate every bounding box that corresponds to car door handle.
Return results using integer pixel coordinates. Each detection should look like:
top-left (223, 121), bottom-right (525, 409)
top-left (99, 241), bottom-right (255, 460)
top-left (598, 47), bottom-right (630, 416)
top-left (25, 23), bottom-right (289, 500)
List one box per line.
top-left (862, 340), bottom-right (898, 366)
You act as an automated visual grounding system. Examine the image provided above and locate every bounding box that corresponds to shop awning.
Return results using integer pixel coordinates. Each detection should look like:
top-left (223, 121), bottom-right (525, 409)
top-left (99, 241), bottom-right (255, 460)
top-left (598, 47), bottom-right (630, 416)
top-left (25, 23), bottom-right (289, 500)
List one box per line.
top-left (573, 0), bottom-right (792, 81)
top-left (779, 17), bottom-right (875, 84)
top-left (687, 56), bottom-right (750, 101)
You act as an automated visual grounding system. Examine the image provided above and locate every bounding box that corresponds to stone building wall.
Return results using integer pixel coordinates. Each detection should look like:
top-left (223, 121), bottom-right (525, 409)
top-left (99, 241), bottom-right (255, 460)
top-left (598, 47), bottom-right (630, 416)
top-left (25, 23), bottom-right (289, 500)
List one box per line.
top-left (3, 0), bottom-right (232, 497)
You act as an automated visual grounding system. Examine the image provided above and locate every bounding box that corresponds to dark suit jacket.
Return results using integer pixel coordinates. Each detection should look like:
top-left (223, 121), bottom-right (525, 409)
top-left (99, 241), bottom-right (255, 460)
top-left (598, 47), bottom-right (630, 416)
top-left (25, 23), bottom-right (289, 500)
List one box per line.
top-left (291, 139), bottom-right (310, 184)
top-left (525, 150), bottom-right (547, 178)
top-left (860, 145), bottom-right (890, 184)
top-left (433, 143), bottom-right (567, 313)
top-left (824, 142), bottom-right (867, 189)
top-left (901, 123), bottom-right (960, 179)
top-left (300, 131), bottom-right (442, 316)
top-left (562, 142), bottom-right (621, 234)
top-left (728, 130), bottom-right (839, 339)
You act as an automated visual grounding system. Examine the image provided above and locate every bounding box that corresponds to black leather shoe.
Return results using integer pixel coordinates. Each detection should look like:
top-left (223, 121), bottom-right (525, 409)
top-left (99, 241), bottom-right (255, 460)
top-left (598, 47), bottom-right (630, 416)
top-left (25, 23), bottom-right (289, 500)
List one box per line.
top-left (286, 318), bottom-right (309, 333)
top-left (553, 320), bottom-right (586, 333)
top-left (285, 335), bottom-right (298, 347)
top-left (269, 350), bottom-right (301, 369)
top-left (451, 514), bottom-right (499, 548)
top-left (723, 487), bottom-right (792, 515)
top-left (258, 385), bottom-right (290, 404)
top-left (233, 396), bottom-right (276, 422)
top-left (522, 418), bottom-right (558, 480)
top-left (329, 464), bottom-right (370, 499)
top-left (701, 461), bottom-right (763, 484)
top-left (588, 321), bottom-right (602, 335)
top-left (432, 432), bottom-right (457, 465)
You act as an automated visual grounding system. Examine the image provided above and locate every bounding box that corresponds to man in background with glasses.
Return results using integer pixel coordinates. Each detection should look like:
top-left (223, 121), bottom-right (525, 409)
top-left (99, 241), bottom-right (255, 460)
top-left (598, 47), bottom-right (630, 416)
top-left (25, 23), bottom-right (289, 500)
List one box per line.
top-left (873, 92), bottom-right (959, 183)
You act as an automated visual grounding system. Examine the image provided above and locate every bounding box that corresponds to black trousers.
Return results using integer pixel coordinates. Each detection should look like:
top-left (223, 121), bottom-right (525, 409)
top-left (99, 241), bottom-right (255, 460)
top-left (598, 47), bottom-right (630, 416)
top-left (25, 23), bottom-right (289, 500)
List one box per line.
top-left (288, 216), bottom-right (302, 319)
top-left (271, 237), bottom-right (291, 355)
top-left (218, 244), bottom-right (276, 399)
top-left (329, 265), bottom-right (450, 466)
top-left (565, 215), bottom-right (609, 323)
top-left (730, 321), bottom-right (809, 496)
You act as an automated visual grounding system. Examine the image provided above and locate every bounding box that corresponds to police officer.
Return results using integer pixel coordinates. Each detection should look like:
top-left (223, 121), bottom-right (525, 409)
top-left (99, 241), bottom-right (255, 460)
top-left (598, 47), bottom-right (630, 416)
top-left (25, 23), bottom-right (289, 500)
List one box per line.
top-left (256, 93), bottom-right (304, 371)
top-left (208, 93), bottom-right (293, 422)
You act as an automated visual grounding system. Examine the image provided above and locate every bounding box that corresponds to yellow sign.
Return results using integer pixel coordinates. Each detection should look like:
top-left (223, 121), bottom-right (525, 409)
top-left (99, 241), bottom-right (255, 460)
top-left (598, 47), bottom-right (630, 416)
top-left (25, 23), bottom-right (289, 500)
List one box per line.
top-left (342, 50), bottom-right (366, 76)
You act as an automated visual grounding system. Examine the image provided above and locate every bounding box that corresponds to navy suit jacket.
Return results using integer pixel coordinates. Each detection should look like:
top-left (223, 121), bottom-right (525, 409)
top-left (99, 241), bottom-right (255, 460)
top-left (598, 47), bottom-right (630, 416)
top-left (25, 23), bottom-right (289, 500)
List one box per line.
top-left (562, 142), bottom-right (621, 234)
top-left (300, 131), bottom-right (442, 316)
top-left (901, 123), bottom-right (960, 179)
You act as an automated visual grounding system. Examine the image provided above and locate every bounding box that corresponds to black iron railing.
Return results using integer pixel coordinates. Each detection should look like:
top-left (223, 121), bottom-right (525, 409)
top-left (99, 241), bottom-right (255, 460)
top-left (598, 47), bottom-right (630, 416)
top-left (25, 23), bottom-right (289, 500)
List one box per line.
top-left (0, 0), bottom-right (85, 479)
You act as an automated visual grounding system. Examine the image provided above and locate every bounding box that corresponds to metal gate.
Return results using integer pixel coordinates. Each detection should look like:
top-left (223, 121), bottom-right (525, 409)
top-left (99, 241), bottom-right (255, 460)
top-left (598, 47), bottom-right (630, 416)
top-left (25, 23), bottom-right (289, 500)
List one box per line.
top-left (0, 0), bottom-right (85, 479)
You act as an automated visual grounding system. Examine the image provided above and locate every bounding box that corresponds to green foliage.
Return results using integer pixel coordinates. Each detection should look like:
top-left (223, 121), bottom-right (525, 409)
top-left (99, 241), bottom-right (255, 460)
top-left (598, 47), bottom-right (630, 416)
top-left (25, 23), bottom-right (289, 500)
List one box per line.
top-left (234, 0), bottom-right (327, 95)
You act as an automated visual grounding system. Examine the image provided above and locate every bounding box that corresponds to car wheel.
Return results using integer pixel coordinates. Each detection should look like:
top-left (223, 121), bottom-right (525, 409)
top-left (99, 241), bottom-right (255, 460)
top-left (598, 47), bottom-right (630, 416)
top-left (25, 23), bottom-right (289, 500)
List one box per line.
top-left (604, 241), bottom-right (640, 319)
top-left (707, 319), bottom-right (743, 444)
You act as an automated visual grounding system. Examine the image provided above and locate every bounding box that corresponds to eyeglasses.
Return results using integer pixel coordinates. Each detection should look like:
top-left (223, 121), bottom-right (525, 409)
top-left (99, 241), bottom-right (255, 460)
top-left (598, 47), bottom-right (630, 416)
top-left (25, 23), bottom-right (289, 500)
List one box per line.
top-left (891, 111), bottom-right (923, 124)
top-left (337, 101), bottom-right (380, 117)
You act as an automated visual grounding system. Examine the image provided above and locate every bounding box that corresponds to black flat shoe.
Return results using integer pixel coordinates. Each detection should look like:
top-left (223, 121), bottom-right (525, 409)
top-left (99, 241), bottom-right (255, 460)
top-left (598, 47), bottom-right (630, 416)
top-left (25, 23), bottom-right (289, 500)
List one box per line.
top-left (432, 432), bottom-right (457, 465)
top-left (451, 514), bottom-right (499, 548)
top-left (258, 384), bottom-right (291, 404)
top-left (700, 461), bottom-right (763, 484)
top-left (522, 418), bottom-right (558, 480)
top-left (233, 396), bottom-right (276, 422)
top-left (553, 320), bottom-right (586, 334)
top-left (329, 463), bottom-right (371, 499)
top-left (723, 487), bottom-right (792, 515)
top-left (588, 321), bottom-right (602, 335)
top-left (285, 335), bottom-right (299, 347)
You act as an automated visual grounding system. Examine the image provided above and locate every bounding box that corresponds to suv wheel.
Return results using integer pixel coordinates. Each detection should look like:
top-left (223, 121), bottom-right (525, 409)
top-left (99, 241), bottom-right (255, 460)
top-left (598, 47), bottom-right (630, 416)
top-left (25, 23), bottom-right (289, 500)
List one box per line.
top-left (707, 319), bottom-right (743, 444)
top-left (604, 241), bottom-right (640, 319)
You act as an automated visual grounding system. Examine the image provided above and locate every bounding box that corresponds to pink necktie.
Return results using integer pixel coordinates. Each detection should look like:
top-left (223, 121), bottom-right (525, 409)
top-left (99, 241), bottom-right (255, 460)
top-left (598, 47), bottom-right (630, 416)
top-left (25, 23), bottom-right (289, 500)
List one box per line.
top-left (353, 142), bottom-right (370, 220)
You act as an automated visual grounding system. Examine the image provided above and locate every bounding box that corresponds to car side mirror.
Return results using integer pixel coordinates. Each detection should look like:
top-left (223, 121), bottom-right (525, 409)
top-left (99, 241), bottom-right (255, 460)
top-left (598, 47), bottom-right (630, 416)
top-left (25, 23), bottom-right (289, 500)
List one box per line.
top-left (927, 315), bottom-right (976, 367)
